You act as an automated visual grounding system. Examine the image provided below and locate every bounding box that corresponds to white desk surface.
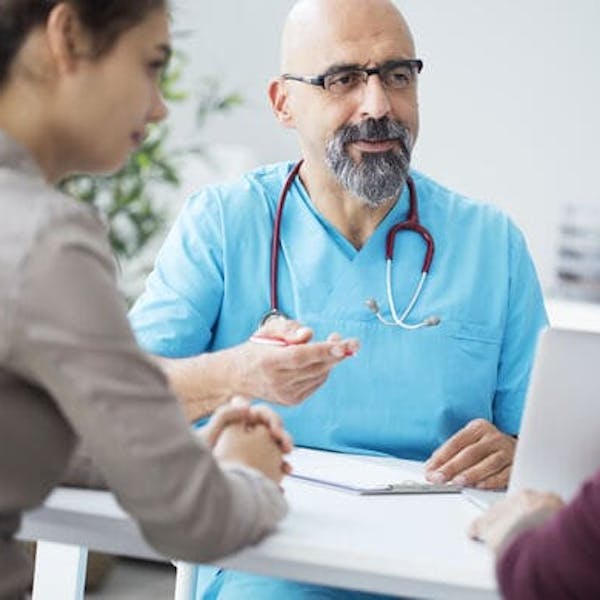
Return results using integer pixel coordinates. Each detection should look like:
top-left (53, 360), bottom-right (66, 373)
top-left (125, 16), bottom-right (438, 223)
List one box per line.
top-left (20, 454), bottom-right (498, 600)
top-left (22, 297), bottom-right (600, 598)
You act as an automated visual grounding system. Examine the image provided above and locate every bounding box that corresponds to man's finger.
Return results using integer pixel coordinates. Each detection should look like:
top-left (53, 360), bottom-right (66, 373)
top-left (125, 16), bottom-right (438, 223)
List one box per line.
top-left (474, 465), bottom-right (511, 490)
top-left (283, 339), bottom-right (359, 367)
top-left (449, 449), bottom-right (511, 487)
top-left (425, 439), bottom-right (487, 483)
top-left (425, 419), bottom-right (489, 471)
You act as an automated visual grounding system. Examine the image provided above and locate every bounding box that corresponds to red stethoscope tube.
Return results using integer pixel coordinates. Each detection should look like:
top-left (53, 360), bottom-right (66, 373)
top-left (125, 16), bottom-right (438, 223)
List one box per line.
top-left (264, 160), bottom-right (439, 329)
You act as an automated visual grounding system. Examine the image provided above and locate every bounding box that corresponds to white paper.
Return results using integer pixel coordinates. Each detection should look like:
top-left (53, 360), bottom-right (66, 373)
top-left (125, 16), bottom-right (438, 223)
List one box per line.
top-left (288, 448), bottom-right (460, 494)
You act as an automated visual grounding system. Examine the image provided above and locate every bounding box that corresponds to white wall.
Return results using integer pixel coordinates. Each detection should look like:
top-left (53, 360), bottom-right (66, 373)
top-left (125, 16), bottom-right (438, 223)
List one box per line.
top-left (169, 0), bottom-right (600, 291)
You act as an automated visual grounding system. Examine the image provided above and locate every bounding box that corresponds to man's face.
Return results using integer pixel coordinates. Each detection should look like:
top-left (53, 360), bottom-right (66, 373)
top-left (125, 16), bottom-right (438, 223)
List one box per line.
top-left (280, 3), bottom-right (420, 206)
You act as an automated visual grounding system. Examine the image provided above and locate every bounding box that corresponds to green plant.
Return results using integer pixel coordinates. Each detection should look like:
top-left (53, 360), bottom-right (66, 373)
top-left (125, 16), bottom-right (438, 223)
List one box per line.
top-left (61, 52), bottom-right (242, 262)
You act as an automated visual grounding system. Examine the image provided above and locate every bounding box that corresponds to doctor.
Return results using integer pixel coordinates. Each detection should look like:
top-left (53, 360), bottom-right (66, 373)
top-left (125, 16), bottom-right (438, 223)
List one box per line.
top-left (130, 0), bottom-right (548, 491)
top-left (130, 0), bottom-right (546, 596)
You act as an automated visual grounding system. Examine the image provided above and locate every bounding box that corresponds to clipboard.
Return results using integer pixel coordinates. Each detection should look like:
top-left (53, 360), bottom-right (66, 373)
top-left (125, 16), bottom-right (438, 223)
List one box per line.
top-left (288, 448), bottom-right (463, 495)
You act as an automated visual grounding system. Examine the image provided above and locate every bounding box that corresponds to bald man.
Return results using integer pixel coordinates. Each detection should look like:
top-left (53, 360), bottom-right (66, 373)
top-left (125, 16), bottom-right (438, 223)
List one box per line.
top-left (130, 1), bottom-right (547, 597)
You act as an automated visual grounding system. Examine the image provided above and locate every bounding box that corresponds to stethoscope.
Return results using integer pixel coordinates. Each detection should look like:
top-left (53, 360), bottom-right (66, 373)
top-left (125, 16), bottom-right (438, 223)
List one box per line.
top-left (262, 160), bottom-right (441, 330)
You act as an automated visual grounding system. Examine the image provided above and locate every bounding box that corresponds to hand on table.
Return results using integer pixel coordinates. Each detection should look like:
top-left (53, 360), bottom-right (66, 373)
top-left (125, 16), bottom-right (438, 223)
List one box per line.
top-left (469, 490), bottom-right (564, 552)
top-left (425, 419), bottom-right (517, 489)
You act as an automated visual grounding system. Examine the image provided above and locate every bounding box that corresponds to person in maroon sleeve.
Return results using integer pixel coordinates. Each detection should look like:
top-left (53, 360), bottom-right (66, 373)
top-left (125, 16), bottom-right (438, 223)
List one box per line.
top-left (469, 470), bottom-right (600, 599)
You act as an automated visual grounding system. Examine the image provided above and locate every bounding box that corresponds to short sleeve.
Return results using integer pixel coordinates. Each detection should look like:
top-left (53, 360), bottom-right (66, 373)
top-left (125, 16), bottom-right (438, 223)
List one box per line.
top-left (493, 223), bottom-right (548, 433)
top-left (129, 190), bottom-right (225, 358)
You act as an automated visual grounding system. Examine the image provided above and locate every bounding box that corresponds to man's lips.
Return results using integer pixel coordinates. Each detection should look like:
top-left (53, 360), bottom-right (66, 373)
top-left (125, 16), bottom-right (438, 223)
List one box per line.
top-left (351, 139), bottom-right (399, 152)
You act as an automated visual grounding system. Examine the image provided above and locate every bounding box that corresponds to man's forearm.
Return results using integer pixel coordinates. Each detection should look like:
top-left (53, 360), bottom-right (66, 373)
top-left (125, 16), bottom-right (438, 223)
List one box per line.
top-left (154, 347), bottom-right (242, 422)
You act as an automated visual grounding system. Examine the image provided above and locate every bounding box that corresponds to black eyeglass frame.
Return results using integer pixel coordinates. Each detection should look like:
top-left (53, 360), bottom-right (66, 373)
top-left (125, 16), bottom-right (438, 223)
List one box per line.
top-left (281, 59), bottom-right (424, 92)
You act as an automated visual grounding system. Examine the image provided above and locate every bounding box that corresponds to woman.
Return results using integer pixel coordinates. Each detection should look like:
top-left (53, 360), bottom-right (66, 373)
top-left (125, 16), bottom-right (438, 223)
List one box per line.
top-left (0, 2), bottom-right (291, 598)
top-left (470, 473), bottom-right (600, 598)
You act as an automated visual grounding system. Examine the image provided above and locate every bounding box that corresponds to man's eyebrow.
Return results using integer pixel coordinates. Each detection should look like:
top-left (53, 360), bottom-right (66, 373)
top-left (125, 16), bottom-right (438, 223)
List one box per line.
top-left (318, 58), bottom-right (412, 77)
top-left (319, 62), bottom-right (366, 76)
top-left (381, 58), bottom-right (417, 67)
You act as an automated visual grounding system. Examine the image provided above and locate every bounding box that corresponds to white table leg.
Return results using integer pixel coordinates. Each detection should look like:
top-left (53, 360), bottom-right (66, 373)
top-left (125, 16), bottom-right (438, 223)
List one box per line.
top-left (32, 541), bottom-right (88, 600)
top-left (174, 563), bottom-right (198, 600)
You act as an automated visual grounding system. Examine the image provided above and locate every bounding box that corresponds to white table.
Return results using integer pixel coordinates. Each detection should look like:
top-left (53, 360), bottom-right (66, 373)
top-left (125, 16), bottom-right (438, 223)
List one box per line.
top-left (19, 454), bottom-right (499, 600)
top-left (21, 298), bottom-right (600, 599)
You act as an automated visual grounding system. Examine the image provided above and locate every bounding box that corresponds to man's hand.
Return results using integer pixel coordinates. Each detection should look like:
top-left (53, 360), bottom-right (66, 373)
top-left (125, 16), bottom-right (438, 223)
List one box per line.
top-left (236, 317), bottom-right (359, 406)
top-left (469, 490), bottom-right (564, 552)
top-left (424, 419), bottom-right (517, 489)
top-left (155, 317), bottom-right (359, 422)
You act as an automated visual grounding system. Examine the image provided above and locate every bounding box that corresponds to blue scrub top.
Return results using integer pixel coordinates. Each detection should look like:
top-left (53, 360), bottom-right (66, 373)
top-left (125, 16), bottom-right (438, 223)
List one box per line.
top-left (130, 162), bottom-right (547, 460)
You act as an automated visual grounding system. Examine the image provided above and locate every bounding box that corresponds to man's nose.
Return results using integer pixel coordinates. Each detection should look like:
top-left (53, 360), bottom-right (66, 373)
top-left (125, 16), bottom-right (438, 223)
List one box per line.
top-left (358, 74), bottom-right (392, 121)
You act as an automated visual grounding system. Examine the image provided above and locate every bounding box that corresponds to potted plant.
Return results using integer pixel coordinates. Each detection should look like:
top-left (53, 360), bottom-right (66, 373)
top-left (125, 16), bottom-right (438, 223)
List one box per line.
top-left (61, 52), bottom-right (242, 301)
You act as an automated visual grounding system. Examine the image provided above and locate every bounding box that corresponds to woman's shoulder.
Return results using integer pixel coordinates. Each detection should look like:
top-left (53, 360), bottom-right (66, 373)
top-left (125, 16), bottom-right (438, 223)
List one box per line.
top-left (0, 172), bottom-right (111, 280)
top-left (7, 172), bottom-right (104, 234)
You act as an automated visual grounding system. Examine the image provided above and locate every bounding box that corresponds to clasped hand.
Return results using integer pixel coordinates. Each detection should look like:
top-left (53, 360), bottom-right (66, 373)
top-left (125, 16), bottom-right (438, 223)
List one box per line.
top-left (197, 397), bottom-right (293, 485)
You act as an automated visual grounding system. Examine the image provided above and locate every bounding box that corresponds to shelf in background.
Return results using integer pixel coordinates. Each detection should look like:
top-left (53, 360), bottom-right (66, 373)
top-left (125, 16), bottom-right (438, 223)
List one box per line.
top-left (546, 297), bottom-right (600, 333)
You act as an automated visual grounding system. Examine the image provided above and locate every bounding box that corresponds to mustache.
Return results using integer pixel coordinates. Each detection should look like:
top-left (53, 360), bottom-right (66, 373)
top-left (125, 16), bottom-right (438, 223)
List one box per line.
top-left (334, 118), bottom-right (412, 157)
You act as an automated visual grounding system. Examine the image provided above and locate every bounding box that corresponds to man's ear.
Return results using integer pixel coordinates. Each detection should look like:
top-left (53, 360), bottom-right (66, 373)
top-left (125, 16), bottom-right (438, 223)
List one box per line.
top-left (45, 2), bottom-right (91, 74)
top-left (268, 78), bottom-right (295, 129)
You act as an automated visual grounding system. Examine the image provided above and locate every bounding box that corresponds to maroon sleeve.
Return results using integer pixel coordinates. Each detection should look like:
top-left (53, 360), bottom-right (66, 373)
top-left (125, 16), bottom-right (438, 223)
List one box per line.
top-left (497, 470), bottom-right (600, 599)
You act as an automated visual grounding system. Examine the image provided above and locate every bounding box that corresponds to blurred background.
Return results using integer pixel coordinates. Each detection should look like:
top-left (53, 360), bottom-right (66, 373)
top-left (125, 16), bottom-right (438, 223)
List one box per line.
top-left (59, 2), bottom-right (600, 594)
top-left (107, 0), bottom-right (600, 300)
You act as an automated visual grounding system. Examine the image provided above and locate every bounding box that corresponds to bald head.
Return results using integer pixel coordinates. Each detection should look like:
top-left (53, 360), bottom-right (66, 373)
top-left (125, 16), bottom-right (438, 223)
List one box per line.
top-left (270, 0), bottom-right (421, 206)
top-left (281, 0), bottom-right (415, 73)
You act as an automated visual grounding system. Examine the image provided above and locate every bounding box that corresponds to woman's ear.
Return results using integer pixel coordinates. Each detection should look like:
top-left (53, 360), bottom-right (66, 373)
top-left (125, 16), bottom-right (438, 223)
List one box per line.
top-left (268, 78), bottom-right (295, 129)
top-left (45, 2), bottom-right (91, 73)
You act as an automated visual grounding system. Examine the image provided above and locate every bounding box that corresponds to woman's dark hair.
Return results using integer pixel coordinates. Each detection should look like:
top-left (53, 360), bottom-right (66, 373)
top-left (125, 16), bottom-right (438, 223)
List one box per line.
top-left (0, 0), bottom-right (167, 87)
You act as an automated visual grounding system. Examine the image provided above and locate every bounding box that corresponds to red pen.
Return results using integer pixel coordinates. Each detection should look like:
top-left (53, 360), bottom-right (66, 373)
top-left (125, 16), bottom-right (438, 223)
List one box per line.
top-left (249, 334), bottom-right (355, 356)
top-left (248, 334), bottom-right (301, 346)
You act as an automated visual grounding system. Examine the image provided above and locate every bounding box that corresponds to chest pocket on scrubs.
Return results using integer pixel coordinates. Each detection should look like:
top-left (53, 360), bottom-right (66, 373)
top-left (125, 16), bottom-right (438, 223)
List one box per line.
top-left (442, 321), bottom-right (502, 430)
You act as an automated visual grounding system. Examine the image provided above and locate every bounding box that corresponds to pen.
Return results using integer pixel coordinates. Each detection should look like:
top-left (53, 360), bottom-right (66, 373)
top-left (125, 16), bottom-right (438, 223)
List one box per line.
top-left (249, 334), bottom-right (356, 356)
top-left (248, 334), bottom-right (291, 346)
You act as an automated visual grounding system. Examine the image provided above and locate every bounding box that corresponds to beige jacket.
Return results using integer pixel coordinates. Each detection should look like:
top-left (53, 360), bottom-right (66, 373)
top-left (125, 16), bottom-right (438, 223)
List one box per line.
top-left (0, 131), bottom-right (286, 598)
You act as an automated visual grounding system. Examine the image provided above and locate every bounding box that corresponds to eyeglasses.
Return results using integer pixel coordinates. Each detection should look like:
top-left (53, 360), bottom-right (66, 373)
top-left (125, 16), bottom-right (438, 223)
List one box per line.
top-left (282, 59), bottom-right (423, 96)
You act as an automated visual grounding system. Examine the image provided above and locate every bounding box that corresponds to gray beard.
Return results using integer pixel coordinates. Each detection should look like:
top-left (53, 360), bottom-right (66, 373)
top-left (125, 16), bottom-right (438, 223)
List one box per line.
top-left (325, 118), bottom-right (413, 208)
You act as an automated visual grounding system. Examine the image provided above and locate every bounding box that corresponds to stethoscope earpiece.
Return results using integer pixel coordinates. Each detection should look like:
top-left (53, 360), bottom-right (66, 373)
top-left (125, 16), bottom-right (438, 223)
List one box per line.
top-left (365, 298), bottom-right (381, 315)
top-left (424, 316), bottom-right (441, 327)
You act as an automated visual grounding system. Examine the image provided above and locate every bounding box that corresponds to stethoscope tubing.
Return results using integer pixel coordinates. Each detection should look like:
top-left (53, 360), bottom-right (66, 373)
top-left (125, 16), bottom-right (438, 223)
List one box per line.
top-left (266, 160), bottom-right (438, 329)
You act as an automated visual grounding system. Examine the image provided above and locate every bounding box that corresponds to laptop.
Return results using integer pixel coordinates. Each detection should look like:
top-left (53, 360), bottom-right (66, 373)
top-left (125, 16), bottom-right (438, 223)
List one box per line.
top-left (508, 327), bottom-right (600, 501)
